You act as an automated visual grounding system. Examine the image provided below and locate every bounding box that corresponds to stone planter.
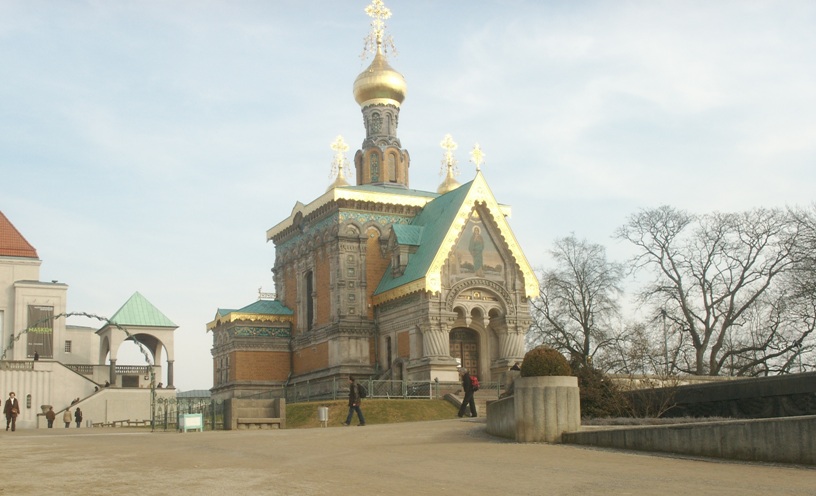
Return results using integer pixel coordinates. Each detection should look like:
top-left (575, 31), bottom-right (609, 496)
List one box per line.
top-left (514, 376), bottom-right (580, 443)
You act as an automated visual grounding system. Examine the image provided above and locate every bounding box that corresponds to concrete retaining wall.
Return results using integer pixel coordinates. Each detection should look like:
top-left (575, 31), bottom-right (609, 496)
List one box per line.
top-left (486, 395), bottom-right (515, 439)
top-left (562, 415), bottom-right (816, 465)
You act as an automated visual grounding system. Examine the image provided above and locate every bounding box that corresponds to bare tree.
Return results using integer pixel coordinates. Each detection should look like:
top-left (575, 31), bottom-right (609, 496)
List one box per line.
top-left (527, 235), bottom-right (624, 368)
top-left (616, 205), bottom-right (810, 376)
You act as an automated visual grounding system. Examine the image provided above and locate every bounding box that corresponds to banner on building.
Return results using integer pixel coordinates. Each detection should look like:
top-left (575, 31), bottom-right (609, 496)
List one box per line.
top-left (27, 305), bottom-right (54, 359)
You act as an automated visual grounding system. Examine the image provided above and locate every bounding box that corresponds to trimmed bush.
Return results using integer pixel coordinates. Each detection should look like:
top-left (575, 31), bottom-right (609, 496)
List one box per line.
top-left (520, 346), bottom-right (572, 377)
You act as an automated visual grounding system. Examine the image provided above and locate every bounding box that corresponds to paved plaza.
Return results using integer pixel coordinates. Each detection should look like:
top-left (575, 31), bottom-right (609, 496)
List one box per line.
top-left (0, 418), bottom-right (813, 495)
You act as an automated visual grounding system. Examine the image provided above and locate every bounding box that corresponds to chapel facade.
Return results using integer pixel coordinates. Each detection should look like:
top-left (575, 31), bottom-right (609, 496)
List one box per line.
top-left (207, 1), bottom-right (538, 400)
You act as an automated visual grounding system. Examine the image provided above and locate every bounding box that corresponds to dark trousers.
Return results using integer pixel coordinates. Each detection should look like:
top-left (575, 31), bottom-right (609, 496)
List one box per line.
top-left (345, 405), bottom-right (365, 425)
top-left (76, 420), bottom-right (81, 428)
top-left (458, 391), bottom-right (477, 417)
top-left (47, 419), bottom-right (54, 428)
top-left (5, 414), bottom-right (16, 431)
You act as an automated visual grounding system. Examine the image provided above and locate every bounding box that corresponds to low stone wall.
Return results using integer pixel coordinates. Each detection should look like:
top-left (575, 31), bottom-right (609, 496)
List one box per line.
top-left (562, 415), bottom-right (816, 465)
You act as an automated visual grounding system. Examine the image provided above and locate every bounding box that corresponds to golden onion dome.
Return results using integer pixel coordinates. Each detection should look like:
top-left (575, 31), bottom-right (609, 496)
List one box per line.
top-left (353, 48), bottom-right (407, 107)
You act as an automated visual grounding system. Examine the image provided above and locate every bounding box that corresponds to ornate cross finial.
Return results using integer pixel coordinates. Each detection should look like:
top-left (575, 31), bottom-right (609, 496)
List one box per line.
top-left (362, 0), bottom-right (396, 59)
top-left (439, 133), bottom-right (459, 176)
top-left (329, 135), bottom-right (350, 183)
top-left (469, 143), bottom-right (485, 172)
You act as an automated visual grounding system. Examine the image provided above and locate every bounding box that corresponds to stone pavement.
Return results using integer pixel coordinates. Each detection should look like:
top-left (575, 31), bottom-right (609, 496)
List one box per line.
top-left (0, 418), bottom-right (813, 495)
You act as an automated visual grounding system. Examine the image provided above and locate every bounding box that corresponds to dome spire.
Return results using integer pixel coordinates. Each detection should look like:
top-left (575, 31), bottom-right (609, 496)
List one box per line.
top-left (353, 0), bottom-right (410, 189)
top-left (328, 135), bottom-right (351, 191)
top-left (437, 134), bottom-right (461, 194)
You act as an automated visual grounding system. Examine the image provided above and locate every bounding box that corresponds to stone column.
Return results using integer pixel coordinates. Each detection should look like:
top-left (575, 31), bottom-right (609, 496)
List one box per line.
top-left (167, 360), bottom-right (174, 388)
top-left (514, 376), bottom-right (581, 443)
top-left (421, 327), bottom-right (450, 357)
top-left (109, 359), bottom-right (117, 386)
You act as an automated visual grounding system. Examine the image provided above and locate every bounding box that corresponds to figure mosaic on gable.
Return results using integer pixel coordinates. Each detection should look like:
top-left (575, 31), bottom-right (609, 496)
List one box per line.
top-left (448, 213), bottom-right (505, 285)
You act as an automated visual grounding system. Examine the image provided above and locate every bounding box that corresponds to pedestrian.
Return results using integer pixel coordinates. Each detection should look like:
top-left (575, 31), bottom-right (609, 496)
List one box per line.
top-left (74, 407), bottom-right (83, 428)
top-left (4, 392), bottom-right (20, 431)
top-left (45, 406), bottom-right (56, 428)
top-left (34, 351), bottom-right (39, 361)
top-left (63, 408), bottom-right (72, 428)
top-left (457, 367), bottom-right (477, 418)
top-left (342, 376), bottom-right (366, 426)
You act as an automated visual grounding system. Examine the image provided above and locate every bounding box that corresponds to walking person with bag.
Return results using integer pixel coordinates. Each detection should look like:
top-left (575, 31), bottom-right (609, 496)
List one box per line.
top-left (74, 407), bottom-right (83, 428)
top-left (342, 376), bottom-right (366, 426)
top-left (457, 367), bottom-right (477, 418)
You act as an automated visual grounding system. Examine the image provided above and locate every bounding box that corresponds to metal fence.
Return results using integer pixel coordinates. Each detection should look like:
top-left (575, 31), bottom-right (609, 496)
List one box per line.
top-left (273, 378), bottom-right (507, 404)
top-left (155, 397), bottom-right (225, 431)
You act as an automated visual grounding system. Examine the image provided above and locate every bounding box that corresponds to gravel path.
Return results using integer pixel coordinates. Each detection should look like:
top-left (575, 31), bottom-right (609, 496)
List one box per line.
top-left (1, 419), bottom-right (813, 495)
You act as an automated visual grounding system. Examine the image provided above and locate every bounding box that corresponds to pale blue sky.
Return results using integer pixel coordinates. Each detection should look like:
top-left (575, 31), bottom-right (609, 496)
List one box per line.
top-left (2, 1), bottom-right (814, 390)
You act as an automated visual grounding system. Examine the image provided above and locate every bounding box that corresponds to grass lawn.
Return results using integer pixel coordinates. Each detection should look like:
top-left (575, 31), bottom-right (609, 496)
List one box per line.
top-left (286, 399), bottom-right (459, 428)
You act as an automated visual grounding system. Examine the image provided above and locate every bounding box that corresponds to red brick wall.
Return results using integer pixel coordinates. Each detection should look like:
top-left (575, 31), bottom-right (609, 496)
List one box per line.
top-left (315, 247), bottom-right (331, 326)
top-left (232, 350), bottom-right (290, 381)
top-left (397, 331), bottom-right (410, 358)
top-left (293, 341), bottom-right (329, 374)
top-left (366, 229), bottom-right (389, 319)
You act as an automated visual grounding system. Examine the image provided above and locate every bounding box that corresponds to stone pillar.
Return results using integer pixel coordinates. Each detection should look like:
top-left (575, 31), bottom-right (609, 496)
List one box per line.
top-left (167, 360), bottom-right (174, 388)
top-left (421, 328), bottom-right (450, 357)
top-left (514, 376), bottom-right (581, 443)
top-left (109, 359), bottom-right (117, 386)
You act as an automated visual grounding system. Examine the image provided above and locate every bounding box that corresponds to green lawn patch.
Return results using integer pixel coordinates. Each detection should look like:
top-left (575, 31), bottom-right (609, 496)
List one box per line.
top-left (286, 399), bottom-right (458, 428)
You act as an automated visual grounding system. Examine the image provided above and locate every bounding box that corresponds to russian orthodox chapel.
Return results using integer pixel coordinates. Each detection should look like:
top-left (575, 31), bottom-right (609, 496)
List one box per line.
top-left (207, 1), bottom-right (538, 400)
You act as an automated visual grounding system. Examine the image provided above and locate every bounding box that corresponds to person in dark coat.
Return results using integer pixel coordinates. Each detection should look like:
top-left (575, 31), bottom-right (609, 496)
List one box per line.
top-left (458, 367), bottom-right (477, 418)
top-left (342, 376), bottom-right (366, 426)
top-left (4, 392), bottom-right (20, 431)
top-left (45, 406), bottom-right (56, 428)
top-left (74, 407), bottom-right (83, 428)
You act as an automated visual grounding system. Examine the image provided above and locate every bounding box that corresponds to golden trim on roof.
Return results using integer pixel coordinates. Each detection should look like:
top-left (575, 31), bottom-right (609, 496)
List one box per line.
top-left (426, 172), bottom-right (539, 299)
top-left (371, 278), bottom-right (425, 305)
top-left (206, 312), bottom-right (294, 331)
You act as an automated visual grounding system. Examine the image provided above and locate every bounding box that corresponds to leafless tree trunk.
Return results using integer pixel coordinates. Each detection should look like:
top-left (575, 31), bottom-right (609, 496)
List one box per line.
top-left (616, 205), bottom-right (811, 376)
top-left (527, 235), bottom-right (624, 369)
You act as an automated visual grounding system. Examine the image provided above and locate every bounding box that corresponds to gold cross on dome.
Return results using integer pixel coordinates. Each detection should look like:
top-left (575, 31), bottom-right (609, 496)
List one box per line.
top-left (330, 135), bottom-right (350, 180)
top-left (365, 0), bottom-right (392, 45)
top-left (470, 143), bottom-right (485, 171)
top-left (440, 133), bottom-right (458, 168)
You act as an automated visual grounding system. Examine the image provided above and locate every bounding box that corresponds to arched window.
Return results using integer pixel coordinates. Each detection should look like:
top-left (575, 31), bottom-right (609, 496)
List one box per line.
top-left (304, 270), bottom-right (314, 331)
top-left (388, 154), bottom-right (397, 183)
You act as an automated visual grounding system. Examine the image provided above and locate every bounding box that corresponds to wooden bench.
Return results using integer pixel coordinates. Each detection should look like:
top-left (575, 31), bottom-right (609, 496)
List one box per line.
top-left (236, 417), bottom-right (283, 429)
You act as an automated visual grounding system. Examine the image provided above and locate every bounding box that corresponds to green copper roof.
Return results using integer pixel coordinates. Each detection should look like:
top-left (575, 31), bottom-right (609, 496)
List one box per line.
top-left (109, 292), bottom-right (177, 328)
top-left (392, 224), bottom-right (424, 246)
top-left (374, 180), bottom-right (474, 295)
top-left (235, 299), bottom-right (294, 316)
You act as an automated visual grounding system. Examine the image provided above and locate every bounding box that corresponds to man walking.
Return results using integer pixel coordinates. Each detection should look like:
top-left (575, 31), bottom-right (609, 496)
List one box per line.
top-left (45, 406), bottom-right (56, 428)
top-left (4, 392), bottom-right (20, 431)
top-left (343, 376), bottom-right (366, 426)
top-left (458, 368), bottom-right (477, 418)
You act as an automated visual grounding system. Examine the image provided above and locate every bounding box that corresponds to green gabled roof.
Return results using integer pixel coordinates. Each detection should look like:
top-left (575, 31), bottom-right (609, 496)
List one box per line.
top-left (374, 180), bottom-right (474, 295)
top-left (109, 292), bottom-right (177, 328)
top-left (235, 299), bottom-right (294, 316)
top-left (392, 224), bottom-right (424, 246)
top-left (216, 308), bottom-right (236, 317)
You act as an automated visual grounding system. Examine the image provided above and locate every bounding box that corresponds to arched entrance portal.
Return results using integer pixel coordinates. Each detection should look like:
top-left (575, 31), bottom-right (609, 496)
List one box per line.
top-left (449, 328), bottom-right (479, 377)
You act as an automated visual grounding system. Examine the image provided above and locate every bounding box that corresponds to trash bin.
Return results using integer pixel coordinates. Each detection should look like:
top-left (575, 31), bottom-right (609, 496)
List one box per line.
top-left (318, 406), bottom-right (329, 427)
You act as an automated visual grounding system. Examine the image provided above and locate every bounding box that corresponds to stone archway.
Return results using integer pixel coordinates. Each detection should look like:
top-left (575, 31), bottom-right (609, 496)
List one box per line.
top-left (449, 328), bottom-right (479, 378)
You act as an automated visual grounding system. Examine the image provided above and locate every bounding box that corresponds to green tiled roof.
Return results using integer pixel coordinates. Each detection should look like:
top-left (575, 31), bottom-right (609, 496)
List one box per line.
top-left (374, 180), bottom-right (474, 295)
top-left (109, 292), bottom-right (177, 328)
top-left (392, 224), bottom-right (424, 245)
top-left (235, 299), bottom-right (294, 316)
